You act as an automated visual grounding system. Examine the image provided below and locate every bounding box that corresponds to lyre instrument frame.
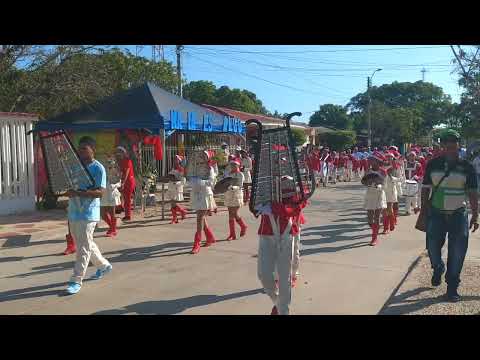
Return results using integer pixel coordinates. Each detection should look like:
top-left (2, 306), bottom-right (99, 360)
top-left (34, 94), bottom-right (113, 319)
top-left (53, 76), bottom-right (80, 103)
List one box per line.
top-left (39, 130), bottom-right (96, 196)
top-left (185, 150), bottom-right (211, 180)
top-left (246, 112), bottom-right (315, 217)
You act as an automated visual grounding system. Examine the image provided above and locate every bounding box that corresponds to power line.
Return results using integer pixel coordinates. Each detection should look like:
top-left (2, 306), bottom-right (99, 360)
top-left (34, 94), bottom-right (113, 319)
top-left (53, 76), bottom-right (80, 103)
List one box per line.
top-left (185, 53), bottom-right (349, 99)
top-left (188, 46), bottom-right (454, 69)
top-left (186, 49), bottom-right (353, 96)
top-left (191, 45), bottom-right (449, 55)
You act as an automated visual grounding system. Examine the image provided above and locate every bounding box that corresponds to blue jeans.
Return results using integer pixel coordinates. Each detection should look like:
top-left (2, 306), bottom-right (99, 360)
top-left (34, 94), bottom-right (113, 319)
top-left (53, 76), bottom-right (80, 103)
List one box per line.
top-left (426, 207), bottom-right (469, 289)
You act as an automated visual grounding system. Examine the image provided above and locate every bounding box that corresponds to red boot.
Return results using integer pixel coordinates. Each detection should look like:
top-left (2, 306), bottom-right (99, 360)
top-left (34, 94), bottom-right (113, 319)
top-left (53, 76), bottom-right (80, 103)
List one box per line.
top-left (170, 208), bottom-right (178, 224)
top-left (236, 217), bottom-right (248, 237)
top-left (110, 216), bottom-right (118, 237)
top-left (204, 226), bottom-right (216, 247)
top-left (227, 219), bottom-right (237, 241)
top-left (382, 213), bottom-right (390, 234)
top-left (177, 205), bottom-right (187, 220)
top-left (191, 231), bottom-right (202, 254)
top-left (370, 224), bottom-right (379, 246)
top-left (63, 233), bottom-right (76, 255)
top-left (389, 215), bottom-right (396, 231)
top-left (271, 305), bottom-right (279, 315)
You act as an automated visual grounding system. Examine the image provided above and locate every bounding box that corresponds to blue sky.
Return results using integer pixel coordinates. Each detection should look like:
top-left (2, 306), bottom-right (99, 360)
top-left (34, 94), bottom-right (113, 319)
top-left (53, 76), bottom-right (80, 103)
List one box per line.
top-left (124, 45), bottom-right (464, 123)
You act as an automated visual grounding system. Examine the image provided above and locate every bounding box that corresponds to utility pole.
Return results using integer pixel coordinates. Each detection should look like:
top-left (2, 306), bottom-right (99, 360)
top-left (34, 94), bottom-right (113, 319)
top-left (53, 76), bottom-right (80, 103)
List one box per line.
top-left (176, 45), bottom-right (184, 98)
top-left (367, 68), bottom-right (382, 148)
top-left (421, 67), bottom-right (427, 82)
top-left (367, 76), bottom-right (372, 148)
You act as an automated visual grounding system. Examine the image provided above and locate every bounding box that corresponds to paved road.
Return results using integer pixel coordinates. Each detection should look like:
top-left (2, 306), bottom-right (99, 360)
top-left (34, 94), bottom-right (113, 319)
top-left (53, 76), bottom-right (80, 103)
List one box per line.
top-left (0, 181), bottom-right (461, 315)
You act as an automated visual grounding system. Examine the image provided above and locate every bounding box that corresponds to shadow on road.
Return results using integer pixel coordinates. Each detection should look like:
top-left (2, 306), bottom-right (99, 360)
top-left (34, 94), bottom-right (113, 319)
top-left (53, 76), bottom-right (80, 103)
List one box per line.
top-left (331, 217), bottom-right (366, 223)
top-left (379, 287), bottom-right (480, 315)
top-left (299, 223), bottom-right (370, 255)
top-left (92, 288), bottom-right (264, 315)
top-left (300, 241), bottom-right (370, 255)
top-left (0, 282), bottom-right (67, 304)
top-left (6, 242), bottom-right (193, 279)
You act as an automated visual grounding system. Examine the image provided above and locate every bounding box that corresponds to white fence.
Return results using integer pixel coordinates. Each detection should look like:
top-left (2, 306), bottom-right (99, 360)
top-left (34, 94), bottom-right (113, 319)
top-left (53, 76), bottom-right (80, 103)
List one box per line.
top-left (0, 113), bottom-right (36, 216)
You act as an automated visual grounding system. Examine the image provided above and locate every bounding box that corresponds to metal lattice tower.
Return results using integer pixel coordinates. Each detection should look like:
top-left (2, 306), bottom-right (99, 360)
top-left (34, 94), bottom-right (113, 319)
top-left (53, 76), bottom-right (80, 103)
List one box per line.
top-left (151, 45), bottom-right (164, 62)
top-left (135, 45), bottom-right (144, 57)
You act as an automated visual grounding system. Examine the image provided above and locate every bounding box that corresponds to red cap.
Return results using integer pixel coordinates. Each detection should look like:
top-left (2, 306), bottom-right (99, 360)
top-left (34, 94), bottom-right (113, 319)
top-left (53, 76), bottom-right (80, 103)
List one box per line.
top-left (370, 151), bottom-right (386, 162)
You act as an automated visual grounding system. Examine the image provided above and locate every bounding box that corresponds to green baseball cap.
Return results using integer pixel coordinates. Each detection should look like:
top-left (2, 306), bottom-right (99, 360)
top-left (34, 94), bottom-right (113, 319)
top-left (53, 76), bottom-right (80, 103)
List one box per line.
top-left (439, 129), bottom-right (461, 142)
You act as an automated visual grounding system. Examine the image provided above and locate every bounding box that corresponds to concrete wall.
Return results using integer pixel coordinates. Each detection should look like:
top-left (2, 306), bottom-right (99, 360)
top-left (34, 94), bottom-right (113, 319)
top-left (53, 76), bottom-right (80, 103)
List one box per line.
top-left (0, 113), bottom-right (37, 216)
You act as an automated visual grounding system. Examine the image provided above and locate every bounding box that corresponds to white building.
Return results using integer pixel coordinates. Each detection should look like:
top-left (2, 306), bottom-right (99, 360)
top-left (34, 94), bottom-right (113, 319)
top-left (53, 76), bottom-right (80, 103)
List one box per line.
top-left (0, 112), bottom-right (37, 215)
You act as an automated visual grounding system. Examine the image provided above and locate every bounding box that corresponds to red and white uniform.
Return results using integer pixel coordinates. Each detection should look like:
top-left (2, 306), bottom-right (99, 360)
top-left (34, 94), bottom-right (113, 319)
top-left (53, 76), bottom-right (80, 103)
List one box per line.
top-left (292, 208), bottom-right (306, 278)
top-left (188, 151), bottom-right (216, 211)
top-left (363, 169), bottom-right (387, 210)
top-left (363, 152), bottom-right (387, 210)
top-left (257, 186), bottom-right (306, 315)
top-left (168, 157), bottom-right (186, 202)
top-left (119, 153), bottom-right (136, 220)
top-left (404, 158), bottom-right (423, 214)
top-left (319, 152), bottom-right (330, 183)
top-left (223, 162), bottom-right (245, 207)
top-left (241, 156), bottom-right (253, 184)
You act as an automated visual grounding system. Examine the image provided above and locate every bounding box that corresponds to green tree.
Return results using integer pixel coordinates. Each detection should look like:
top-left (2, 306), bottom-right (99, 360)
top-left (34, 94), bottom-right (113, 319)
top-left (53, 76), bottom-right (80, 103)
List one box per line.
top-left (451, 45), bottom-right (480, 140)
top-left (346, 81), bottom-right (453, 140)
top-left (0, 46), bottom-right (178, 118)
top-left (309, 104), bottom-right (351, 130)
top-left (183, 80), bottom-right (218, 105)
top-left (183, 82), bottom-right (270, 115)
top-left (319, 130), bottom-right (356, 151)
top-left (269, 110), bottom-right (290, 119)
top-left (290, 128), bottom-right (307, 146)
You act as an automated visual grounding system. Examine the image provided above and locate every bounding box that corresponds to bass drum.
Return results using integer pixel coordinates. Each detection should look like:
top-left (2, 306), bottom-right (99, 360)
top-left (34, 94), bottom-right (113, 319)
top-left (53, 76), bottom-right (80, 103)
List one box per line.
top-left (404, 180), bottom-right (418, 197)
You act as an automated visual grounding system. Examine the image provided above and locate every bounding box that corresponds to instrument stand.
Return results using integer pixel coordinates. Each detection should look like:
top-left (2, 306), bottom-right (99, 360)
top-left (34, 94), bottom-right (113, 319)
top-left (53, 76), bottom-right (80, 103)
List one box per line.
top-left (161, 183), bottom-right (165, 220)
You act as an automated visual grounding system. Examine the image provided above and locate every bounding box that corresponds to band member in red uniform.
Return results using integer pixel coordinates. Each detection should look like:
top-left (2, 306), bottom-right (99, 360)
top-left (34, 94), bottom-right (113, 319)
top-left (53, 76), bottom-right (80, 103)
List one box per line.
top-left (362, 152), bottom-right (387, 246)
top-left (223, 158), bottom-right (248, 240)
top-left (188, 150), bottom-right (217, 254)
top-left (309, 147), bottom-right (321, 186)
top-left (390, 149), bottom-right (404, 225)
top-left (351, 147), bottom-right (360, 179)
top-left (344, 149), bottom-right (354, 182)
top-left (168, 155), bottom-right (188, 224)
top-left (257, 176), bottom-right (307, 315)
top-left (327, 150), bottom-right (337, 184)
top-left (115, 146), bottom-right (136, 222)
top-left (239, 149), bottom-right (253, 205)
top-left (404, 151), bottom-right (423, 215)
top-left (382, 152), bottom-right (400, 234)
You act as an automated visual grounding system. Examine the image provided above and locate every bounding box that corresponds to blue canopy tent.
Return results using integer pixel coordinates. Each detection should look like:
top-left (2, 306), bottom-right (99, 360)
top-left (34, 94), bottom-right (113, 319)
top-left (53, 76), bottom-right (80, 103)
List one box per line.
top-left (33, 82), bottom-right (246, 136)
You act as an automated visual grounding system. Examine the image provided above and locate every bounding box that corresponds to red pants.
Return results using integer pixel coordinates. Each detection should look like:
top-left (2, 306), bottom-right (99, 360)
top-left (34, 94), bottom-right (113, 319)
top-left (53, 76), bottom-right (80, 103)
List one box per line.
top-left (360, 159), bottom-right (368, 172)
top-left (353, 160), bottom-right (359, 172)
top-left (122, 182), bottom-right (135, 219)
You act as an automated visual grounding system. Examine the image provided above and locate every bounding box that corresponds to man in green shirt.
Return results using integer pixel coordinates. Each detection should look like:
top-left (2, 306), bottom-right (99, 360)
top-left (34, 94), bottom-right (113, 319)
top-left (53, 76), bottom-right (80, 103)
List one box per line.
top-left (421, 129), bottom-right (479, 302)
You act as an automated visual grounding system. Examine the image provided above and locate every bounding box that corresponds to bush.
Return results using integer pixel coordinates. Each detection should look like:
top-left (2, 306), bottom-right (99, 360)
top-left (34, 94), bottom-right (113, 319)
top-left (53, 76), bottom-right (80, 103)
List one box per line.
top-left (318, 130), bottom-right (356, 151)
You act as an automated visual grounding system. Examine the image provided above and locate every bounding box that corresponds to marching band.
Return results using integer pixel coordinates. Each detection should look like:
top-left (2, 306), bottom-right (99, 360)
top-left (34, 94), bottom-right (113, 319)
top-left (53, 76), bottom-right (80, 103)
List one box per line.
top-left (43, 117), bottom-right (441, 313)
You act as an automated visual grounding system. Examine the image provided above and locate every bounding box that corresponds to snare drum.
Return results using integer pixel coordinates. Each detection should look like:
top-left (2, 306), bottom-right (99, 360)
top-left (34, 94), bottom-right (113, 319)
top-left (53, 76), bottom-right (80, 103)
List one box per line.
top-left (404, 180), bottom-right (418, 197)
